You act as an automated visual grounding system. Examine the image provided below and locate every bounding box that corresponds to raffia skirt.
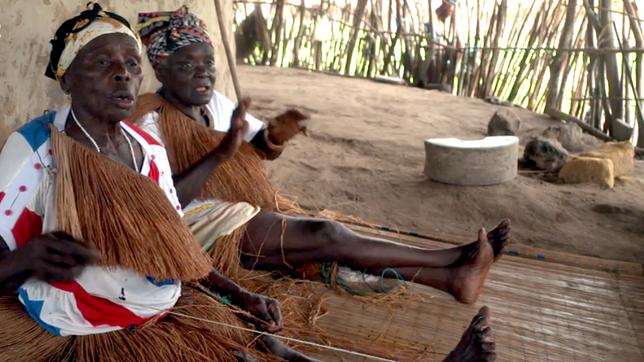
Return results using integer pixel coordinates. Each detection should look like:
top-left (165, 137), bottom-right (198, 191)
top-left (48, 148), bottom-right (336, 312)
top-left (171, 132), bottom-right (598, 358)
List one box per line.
top-left (0, 286), bottom-right (278, 362)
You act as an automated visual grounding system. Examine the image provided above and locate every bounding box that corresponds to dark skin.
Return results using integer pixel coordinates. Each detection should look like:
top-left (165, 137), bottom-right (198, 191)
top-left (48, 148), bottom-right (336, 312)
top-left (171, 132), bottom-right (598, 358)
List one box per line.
top-left (0, 33), bottom-right (304, 359)
top-left (154, 43), bottom-right (308, 160)
top-left (156, 43), bottom-right (512, 306)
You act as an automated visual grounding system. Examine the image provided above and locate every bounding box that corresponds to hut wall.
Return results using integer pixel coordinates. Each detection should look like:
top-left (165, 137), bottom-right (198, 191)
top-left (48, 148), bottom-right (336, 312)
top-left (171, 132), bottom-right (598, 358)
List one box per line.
top-left (0, 0), bottom-right (235, 128)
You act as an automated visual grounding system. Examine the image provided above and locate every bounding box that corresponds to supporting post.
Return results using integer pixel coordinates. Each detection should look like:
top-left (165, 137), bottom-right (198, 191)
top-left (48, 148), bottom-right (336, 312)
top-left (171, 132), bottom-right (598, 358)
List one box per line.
top-left (214, 0), bottom-right (242, 100)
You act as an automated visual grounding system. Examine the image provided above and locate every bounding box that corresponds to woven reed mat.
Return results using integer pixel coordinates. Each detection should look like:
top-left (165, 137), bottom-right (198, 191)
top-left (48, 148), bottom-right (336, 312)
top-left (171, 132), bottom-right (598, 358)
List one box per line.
top-left (289, 225), bottom-right (644, 361)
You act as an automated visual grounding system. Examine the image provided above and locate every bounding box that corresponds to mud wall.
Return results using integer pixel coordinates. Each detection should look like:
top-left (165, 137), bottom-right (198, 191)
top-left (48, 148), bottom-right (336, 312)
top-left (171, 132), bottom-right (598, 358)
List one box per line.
top-left (0, 0), bottom-right (235, 127)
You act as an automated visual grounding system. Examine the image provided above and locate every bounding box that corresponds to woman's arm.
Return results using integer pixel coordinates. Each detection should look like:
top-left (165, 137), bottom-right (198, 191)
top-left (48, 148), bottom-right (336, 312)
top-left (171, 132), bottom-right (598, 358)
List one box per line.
top-left (173, 100), bottom-right (249, 206)
top-left (202, 269), bottom-right (283, 333)
top-left (249, 128), bottom-right (286, 160)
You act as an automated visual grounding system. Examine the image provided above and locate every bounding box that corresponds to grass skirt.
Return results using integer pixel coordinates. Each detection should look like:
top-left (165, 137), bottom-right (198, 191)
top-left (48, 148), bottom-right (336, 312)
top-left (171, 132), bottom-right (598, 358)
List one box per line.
top-left (0, 286), bottom-right (278, 361)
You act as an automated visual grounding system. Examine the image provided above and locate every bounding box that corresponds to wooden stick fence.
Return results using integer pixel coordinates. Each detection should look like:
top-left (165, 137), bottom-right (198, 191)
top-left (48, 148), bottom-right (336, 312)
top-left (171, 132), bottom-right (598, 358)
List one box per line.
top-left (233, 0), bottom-right (644, 147)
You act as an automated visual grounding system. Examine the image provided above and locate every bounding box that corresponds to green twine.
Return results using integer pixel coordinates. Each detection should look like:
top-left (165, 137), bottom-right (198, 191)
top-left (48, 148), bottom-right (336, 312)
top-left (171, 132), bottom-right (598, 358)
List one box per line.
top-left (320, 263), bottom-right (406, 296)
top-left (216, 294), bottom-right (232, 305)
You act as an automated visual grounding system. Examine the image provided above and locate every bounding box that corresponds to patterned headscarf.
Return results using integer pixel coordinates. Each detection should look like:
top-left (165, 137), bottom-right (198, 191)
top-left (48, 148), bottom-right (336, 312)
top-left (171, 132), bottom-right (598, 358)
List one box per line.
top-left (46, 3), bottom-right (141, 80)
top-left (137, 6), bottom-right (212, 66)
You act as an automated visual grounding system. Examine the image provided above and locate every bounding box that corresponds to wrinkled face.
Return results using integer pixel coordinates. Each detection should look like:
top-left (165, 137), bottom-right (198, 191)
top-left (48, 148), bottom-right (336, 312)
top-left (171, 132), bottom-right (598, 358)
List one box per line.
top-left (61, 33), bottom-right (143, 123)
top-left (155, 42), bottom-right (216, 106)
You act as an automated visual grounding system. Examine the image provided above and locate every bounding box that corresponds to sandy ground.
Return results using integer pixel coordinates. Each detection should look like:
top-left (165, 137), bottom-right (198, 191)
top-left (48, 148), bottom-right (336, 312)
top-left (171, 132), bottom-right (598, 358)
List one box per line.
top-left (238, 65), bottom-right (644, 263)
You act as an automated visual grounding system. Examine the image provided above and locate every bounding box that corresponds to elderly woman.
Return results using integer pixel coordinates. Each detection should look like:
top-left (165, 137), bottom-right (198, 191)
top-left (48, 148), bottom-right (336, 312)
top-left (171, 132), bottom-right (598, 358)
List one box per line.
top-left (133, 7), bottom-right (510, 306)
top-left (0, 4), bottom-right (318, 361)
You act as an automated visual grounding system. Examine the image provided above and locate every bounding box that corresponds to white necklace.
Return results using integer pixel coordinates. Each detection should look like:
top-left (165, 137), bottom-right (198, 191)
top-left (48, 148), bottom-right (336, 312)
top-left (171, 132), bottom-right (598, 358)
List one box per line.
top-left (70, 108), bottom-right (140, 173)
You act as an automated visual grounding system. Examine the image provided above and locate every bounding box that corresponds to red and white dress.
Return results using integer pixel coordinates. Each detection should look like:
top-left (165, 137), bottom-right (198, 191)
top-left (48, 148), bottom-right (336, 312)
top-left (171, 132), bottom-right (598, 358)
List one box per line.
top-left (0, 106), bottom-right (183, 336)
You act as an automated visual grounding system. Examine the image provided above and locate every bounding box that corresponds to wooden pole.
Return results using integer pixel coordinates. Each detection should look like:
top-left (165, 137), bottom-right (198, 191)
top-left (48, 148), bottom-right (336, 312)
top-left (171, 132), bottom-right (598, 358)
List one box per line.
top-left (214, 0), bottom-right (242, 101)
top-left (270, 0), bottom-right (285, 66)
top-left (254, 4), bottom-right (273, 63)
top-left (599, 0), bottom-right (624, 126)
top-left (482, 0), bottom-right (507, 98)
top-left (492, 1), bottom-right (530, 97)
top-left (546, 0), bottom-right (578, 110)
top-left (344, 0), bottom-right (369, 75)
top-left (624, 0), bottom-right (644, 146)
top-left (291, 0), bottom-right (306, 67)
top-left (585, 0), bottom-right (600, 129)
top-left (613, 22), bottom-right (644, 138)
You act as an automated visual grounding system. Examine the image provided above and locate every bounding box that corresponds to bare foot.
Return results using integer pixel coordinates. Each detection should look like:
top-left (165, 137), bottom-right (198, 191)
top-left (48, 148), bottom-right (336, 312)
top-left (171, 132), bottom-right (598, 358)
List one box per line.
top-left (486, 219), bottom-right (511, 261)
top-left (451, 219), bottom-right (512, 266)
top-left (443, 306), bottom-right (496, 362)
top-left (448, 229), bottom-right (494, 304)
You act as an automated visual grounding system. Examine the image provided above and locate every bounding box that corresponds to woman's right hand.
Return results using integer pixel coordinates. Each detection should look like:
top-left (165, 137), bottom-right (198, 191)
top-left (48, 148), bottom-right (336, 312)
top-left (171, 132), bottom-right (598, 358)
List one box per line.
top-left (17, 232), bottom-right (98, 283)
top-left (213, 98), bottom-right (251, 162)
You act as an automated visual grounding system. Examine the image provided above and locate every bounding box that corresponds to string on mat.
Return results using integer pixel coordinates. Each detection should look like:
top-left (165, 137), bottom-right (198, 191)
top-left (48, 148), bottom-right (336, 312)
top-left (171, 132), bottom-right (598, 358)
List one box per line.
top-left (105, 293), bottom-right (396, 362)
top-left (166, 309), bottom-right (396, 362)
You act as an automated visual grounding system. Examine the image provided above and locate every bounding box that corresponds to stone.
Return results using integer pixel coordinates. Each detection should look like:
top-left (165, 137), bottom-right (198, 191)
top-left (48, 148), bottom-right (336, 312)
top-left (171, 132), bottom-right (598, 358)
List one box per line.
top-left (580, 141), bottom-right (635, 177)
top-left (522, 137), bottom-right (570, 172)
top-left (559, 157), bottom-right (615, 189)
top-left (487, 109), bottom-right (521, 136)
top-left (424, 136), bottom-right (519, 186)
top-left (542, 123), bottom-right (587, 152)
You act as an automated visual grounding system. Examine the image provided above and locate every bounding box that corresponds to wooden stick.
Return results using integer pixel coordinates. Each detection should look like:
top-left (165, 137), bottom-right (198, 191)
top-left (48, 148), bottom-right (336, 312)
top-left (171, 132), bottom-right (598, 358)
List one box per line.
top-left (214, 0), bottom-right (243, 101)
top-left (344, 0), bottom-right (369, 75)
top-left (613, 22), bottom-right (644, 132)
top-left (624, 0), bottom-right (644, 146)
top-left (482, 0), bottom-right (507, 98)
top-left (555, 16), bottom-right (587, 110)
top-left (270, 0), bottom-right (285, 66)
top-left (600, 0), bottom-right (624, 122)
top-left (546, 0), bottom-right (578, 110)
top-left (291, 0), bottom-right (306, 67)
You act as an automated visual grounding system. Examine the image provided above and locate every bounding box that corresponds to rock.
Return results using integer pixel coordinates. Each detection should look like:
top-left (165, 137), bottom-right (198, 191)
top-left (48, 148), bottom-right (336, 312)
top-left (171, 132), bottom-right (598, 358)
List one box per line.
top-left (609, 118), bottom-right (634, 141)
top-left (580, 141), bottom-right (635, 177)
top-left (487, 109), bottom-right (521, 136)
top-left (542, 123), bottom-right (592, 153)
top-left (559, 156), bottom-right (615, 189)
top-left (522, 137), bottom-right (570, 172)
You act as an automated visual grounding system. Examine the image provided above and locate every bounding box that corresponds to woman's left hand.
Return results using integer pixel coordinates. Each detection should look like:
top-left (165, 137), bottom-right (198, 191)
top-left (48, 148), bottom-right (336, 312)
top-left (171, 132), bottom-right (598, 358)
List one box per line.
top-left (240, 292), bottom-right (283, 333)
top-left (267, 109), bottom-right (310, 145)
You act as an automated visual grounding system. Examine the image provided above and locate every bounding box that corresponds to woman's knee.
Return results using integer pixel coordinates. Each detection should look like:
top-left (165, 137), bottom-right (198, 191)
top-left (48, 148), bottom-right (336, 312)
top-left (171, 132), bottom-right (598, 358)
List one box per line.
top-left (305, 219), bottom-right (350, 248)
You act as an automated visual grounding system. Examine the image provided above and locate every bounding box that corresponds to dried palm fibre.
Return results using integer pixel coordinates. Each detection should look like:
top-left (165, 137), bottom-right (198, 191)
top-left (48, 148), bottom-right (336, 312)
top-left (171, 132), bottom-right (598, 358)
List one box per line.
top-left (50, 125), bottom-right (212, 280)
top-left (133, 93), bottom-right (282, 209)
top-left (132, 93), bottom-right (302, 278)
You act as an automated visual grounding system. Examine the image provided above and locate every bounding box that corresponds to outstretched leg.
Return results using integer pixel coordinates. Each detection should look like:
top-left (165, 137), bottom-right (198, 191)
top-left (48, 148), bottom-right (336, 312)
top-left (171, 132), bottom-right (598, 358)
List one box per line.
top-left (242, 212), bottom-right (509, 271)
top-left (241, 212), bottom-right (505, 303)
top-left (443, 306), bottom-right (496, 362)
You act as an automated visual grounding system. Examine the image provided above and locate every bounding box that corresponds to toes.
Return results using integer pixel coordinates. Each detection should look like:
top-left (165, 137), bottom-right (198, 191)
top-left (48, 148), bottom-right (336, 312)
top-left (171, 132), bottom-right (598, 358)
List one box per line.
top-left (482, 341), bottom-right (496, 353)
top-left (483, 351), bottom-right (497, 362)
top-left (472, 314), bottom-right (488, 330)
top-left (478, 306), bottom-right (491, 318)
top-left (470, 307), bottom-right (488, 324)
top-left (478, 228), bottom-right (488, 243)
top-left (472, 307), bottom-right (491, 329)
top-left (479, 326), bottom-right (493, 340)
